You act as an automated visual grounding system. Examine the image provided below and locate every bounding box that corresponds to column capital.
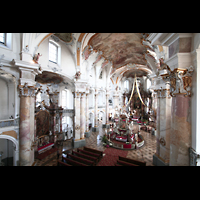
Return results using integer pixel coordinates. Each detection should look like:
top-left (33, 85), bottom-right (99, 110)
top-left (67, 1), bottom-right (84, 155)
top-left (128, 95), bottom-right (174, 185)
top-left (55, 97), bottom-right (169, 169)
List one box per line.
top-left (154, 88), bottom-right (171, 99)
top-left (80, 92), bottom-right (86, 98)
top-left (158, 63), bottom-right (194, 97)
top-left (73, 91), bottom-right (81, 98)
top-left (18, 82), bottom-right (36, 97)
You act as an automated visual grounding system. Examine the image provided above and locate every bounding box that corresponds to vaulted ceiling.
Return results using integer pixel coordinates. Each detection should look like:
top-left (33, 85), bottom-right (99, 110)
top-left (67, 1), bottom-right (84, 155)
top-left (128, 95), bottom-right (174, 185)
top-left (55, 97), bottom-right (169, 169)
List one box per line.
top-left (89, 33), bottom-right (148, 70)
top-left (86, 33), bottom-right (155, 79)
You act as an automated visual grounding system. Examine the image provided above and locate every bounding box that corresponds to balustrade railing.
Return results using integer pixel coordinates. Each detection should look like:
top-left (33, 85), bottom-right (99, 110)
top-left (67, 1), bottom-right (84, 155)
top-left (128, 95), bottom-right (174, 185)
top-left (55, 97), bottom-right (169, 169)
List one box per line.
top-left (0, 118), bottom-right (19, 128)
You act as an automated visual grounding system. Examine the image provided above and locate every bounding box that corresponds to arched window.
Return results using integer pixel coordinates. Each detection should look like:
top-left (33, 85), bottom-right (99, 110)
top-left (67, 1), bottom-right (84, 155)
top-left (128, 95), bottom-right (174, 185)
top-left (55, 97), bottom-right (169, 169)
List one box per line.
top-left (147, 78), bottom-right (151, 90)
top-left (49, 42), bottom-right (58, 64)
top-left (61, 89), bottom-right (67, 109)
top-left (0, 33), bottom-right (12, 49)
top-left (124, 80), bottom-right (129, 91)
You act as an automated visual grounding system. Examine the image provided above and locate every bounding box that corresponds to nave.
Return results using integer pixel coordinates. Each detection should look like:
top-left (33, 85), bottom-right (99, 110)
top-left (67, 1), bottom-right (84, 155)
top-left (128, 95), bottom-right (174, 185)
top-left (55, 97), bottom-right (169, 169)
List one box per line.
top-left (35, 122), bottom-right (156, 166)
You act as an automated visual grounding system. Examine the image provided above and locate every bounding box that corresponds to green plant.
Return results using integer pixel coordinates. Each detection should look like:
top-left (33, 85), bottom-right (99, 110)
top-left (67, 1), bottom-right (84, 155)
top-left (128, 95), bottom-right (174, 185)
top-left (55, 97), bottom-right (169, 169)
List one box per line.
top-left (100, 134), bottom-right (108, 143)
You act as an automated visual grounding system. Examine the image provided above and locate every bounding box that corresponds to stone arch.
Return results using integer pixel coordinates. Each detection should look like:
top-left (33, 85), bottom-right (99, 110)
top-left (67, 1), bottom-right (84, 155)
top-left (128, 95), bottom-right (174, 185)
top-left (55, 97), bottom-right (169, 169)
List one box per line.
top-left (98, 110), bottom-right (106, 124)
top-left (89, 111), bottom-right (94, 127)
top-left (0, 133), bottom-right (19, 166)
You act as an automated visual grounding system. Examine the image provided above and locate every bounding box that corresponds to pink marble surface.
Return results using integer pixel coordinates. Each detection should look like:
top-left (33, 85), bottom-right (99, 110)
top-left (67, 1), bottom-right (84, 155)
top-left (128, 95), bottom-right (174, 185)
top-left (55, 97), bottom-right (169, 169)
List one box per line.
top-left (19, 96), bottom-right (35, 166)
top-left (170, 94), bottom-right (191, 166)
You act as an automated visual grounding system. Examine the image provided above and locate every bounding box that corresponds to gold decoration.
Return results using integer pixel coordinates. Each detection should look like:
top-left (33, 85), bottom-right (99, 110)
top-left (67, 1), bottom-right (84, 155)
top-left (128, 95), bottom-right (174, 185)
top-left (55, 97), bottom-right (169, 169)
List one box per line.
top-left (159, 137), bottom-right (166, 146)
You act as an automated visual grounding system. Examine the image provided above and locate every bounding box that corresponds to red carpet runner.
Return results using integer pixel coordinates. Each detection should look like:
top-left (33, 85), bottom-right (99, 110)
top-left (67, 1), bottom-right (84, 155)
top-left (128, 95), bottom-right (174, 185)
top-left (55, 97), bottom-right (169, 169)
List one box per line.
top-left (97, 148), bottom-right (128, 166)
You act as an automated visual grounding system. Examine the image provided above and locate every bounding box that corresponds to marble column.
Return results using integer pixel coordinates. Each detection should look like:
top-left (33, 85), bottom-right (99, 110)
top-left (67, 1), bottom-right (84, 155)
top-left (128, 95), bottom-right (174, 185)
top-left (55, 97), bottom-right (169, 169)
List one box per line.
top-left (105, 91), bottom-right (110, 128)
top-left (92, 91), bottom-right (99, 132)
top-left (85, 93), bottom-right (90, 137)
top-left (74, 92), bottom-right (81, 140)
top-left (19, 84), bottom-right (35, 166)
top-left (170, 94), bottom-right (191, 166)
top-left (59, 112), bottom-right (63, 132)
top-left (153, 88), bottom-right (171, 166)
top-left (155, 94), bottom-right (160, 156)
top-left (80, 92), bottom-right (86, 139)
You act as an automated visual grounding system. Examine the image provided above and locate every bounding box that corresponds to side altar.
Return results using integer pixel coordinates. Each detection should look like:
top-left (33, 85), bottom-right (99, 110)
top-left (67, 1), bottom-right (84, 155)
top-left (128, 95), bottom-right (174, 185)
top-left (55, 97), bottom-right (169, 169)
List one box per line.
top-left (34, 87), bottom-right (64, 154)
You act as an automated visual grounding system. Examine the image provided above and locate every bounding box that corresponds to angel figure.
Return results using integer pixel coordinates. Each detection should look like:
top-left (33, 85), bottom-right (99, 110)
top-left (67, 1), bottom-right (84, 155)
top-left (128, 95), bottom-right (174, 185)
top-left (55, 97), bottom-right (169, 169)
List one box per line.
top-left (33, 53), bottom-right (42, 64)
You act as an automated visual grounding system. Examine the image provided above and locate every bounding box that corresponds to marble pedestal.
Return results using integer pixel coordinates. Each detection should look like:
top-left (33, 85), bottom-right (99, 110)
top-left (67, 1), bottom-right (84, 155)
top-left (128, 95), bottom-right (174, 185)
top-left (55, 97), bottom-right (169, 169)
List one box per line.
top-left (72, 139), bottom-right (86, 148)
top-left (170, 94), bottom-right (191, 166)
top-left (102, 124), bottom-right (110, 129)
top-left (153, 154), bottom-right (169, 166)
top-left (85, 131), bottom-right (90, 138)
top-left (92, 127), bottom-right (99, 132)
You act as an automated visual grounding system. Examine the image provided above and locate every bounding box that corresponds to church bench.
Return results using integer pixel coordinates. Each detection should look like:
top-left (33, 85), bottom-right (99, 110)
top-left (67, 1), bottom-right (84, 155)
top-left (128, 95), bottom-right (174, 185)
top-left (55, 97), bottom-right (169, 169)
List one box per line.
top-left (117, 160), bottom-right (139, 166)
top-left (83, 147), bottom-right (103, 157)
top-left (77, 148), bottom-right (101, 160)
top-left (62, 156), bottom-right (89, 166)
top-left (115, 163), bottom-right (123, 166)
top-left (72, 150), bottom-right (98, 164)
top-left (118, 156), bottom-right (146, 166)
top-left (57, 160), bottom-right (72, 166)
top-left (67, 153), bottom-right (95, 166)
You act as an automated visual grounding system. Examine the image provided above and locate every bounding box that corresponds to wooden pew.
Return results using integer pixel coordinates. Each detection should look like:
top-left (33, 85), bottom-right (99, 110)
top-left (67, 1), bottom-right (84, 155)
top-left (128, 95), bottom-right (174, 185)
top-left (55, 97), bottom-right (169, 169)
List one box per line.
top-left (117, 160), bottom-right (139, 166)
top-left (77, 148), bottom-right (101, 160)
top-left (115, 163), bottom-right (123, 166)
top-left (67, 153), bottom-right (95, 166)
top-left (118, 156), bottom-right (146, 166)
top-left (57, 160), bottom-right (72, 166)
top-left (83, 147), bottom-right (103, 157)
top-left (62, 156), bottom-right (89, 166)
top-left (72, 150), bottom-right (98, 164)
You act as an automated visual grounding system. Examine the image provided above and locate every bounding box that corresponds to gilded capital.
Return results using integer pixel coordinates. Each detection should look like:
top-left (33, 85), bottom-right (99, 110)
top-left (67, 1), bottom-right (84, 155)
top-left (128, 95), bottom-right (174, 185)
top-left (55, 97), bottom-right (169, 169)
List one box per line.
top-left (158, 61), bottom-right (194, 97)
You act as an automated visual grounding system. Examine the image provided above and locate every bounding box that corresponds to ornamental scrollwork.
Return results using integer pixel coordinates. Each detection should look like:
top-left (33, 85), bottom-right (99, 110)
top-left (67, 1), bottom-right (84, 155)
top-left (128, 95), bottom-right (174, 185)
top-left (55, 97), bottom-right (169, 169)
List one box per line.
top-left (158, 58), bottom-right (194, 97)
top-left (159, 137), bottom-right (166, 147)
top-left (75, 125), bottom-right (80, 130)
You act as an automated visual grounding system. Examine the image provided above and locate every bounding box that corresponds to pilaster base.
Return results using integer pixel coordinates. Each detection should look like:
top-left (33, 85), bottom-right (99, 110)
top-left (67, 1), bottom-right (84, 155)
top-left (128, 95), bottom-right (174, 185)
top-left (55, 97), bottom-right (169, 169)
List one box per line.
top-left (153, 154), bottom-right (169, 166)
top-left (92, 127), bottom-right (99, 132)
top-left (102, 124), bottom-right (106, 128)
top-left (72, 139), bottom-right (86, 148)
top-left (102, 124), bottom-right (110, 129)
top-left (85, 131), bottom-right (90, 138)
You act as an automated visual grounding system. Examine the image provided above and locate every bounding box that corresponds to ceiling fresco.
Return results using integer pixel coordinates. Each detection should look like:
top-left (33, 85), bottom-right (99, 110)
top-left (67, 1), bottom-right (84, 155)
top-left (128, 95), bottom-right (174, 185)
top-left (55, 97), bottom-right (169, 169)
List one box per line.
top-left (54, 33), bottom-right (73, 43)
top-left (123, 68), bottom-right (148, 78)
top-left (89, 33), bottom-right (148, 70)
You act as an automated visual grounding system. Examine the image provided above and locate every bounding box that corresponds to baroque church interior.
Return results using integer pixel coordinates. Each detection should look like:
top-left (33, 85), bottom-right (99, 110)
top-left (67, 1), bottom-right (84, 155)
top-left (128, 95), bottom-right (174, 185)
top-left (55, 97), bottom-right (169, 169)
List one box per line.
top-left (0, 33), bottom-right (199, 166)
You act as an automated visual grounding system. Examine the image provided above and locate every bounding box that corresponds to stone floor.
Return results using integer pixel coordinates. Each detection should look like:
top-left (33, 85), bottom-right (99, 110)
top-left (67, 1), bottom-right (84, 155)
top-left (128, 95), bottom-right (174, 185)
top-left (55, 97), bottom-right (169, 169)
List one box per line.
top-left (35, 123), bottom-right (156, 166)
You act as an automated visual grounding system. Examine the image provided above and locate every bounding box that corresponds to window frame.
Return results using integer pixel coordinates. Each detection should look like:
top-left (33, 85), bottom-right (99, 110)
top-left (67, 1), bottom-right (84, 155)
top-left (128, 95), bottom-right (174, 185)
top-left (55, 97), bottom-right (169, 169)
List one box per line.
top-left (49, 41), bottom-right (58, 64)
top-left (0, 33), bottom-right (6, 45)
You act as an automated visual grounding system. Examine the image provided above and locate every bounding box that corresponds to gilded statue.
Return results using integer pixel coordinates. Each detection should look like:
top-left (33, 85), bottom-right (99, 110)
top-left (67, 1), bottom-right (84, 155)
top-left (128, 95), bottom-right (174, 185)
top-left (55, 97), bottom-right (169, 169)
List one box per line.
top-left (178, 65), bottom-right (194, 97)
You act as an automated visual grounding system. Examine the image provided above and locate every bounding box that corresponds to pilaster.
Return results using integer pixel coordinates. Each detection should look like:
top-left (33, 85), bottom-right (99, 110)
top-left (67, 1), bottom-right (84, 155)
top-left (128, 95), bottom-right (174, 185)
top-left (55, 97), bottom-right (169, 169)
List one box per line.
top-left (92, 89), bottom-right (99, 132)
top-left (157, 60), bottom-right (194, 166)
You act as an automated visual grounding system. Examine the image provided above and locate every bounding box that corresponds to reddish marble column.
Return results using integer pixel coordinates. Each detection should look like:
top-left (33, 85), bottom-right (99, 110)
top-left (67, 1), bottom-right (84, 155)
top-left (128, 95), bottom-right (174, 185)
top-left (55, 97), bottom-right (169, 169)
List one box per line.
top-left (19, 84), bottom-right (35, 166)
top-left (170, 94), bottom-right (191, 166)
top-left (59, 112), bottom-right (62, 132)
top-left (80, 93), bottom-right (85, 139)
